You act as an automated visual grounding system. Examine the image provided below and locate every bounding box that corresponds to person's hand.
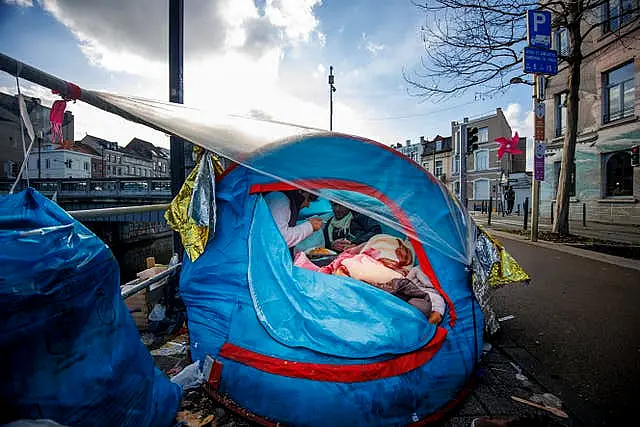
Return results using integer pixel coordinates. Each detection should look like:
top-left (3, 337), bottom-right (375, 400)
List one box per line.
top-left (428, 312), bottom-right (442, 325)
top-left (309, 217), bottom-right (323, 232)
top-left (332, 239), bottom-right (355, 252)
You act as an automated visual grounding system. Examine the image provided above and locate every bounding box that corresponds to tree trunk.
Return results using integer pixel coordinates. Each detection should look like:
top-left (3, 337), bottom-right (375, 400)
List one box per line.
top-left (552, 22), bottom-right (582, 235)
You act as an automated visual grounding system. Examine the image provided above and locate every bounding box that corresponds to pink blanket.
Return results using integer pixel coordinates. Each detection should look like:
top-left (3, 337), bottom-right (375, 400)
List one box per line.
top-left (294, 235), bottom-right (414, 284)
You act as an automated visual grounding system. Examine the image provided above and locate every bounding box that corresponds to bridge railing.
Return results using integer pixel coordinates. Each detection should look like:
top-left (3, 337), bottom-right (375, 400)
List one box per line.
top-left (0, 178), bottom-right (171, 198)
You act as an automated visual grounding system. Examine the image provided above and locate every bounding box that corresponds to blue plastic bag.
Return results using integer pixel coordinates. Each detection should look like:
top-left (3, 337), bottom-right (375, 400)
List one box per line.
top-left (0, 189), bottom-right (181, 426)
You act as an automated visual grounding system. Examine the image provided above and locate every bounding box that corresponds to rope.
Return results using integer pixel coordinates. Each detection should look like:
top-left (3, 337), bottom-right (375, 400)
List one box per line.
top-left (10, 75), bottom-right (34, 194)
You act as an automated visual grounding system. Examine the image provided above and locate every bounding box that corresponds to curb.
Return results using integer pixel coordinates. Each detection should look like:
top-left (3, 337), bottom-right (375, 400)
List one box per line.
top-left (486, 229), bottom-right (640, 272)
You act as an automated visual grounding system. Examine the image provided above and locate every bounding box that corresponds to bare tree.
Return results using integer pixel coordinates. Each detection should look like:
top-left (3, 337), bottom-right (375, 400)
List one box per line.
top-left (407, 0), bottom-right (640, 235)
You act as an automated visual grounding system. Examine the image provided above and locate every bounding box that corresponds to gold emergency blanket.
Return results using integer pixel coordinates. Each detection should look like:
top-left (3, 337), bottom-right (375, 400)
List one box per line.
top-left (472, 226), bottom-right (530, 334)
top-left (164, 151), bottom-right (224, 261)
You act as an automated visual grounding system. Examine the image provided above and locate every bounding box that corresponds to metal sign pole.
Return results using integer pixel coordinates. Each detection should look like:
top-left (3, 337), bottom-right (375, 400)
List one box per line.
top-left (531, 74), bottom-right (541, 242)
top-left (169, 0), bottom-right (185, 257)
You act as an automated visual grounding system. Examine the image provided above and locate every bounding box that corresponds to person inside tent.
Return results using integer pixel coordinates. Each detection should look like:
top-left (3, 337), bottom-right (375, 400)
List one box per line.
top-left (324, 201), bottom-right (382, 252)
top-left (265, 190), bottom-right (324, 249)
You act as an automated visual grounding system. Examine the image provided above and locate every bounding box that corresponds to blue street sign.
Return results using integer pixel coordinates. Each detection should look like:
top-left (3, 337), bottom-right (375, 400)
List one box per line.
top-left (527, 9), bottom-right (552, 49)
top-left (523, 46), bottom-right (558, 75)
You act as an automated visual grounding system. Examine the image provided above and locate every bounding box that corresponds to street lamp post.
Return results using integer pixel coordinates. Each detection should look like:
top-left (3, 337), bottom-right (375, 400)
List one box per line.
top-left (328, 66), bottom-right (336, 131)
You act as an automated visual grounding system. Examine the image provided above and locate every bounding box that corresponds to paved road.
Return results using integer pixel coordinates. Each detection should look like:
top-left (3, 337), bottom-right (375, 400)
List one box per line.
top-left (490, 236), bottom-right (640, 425)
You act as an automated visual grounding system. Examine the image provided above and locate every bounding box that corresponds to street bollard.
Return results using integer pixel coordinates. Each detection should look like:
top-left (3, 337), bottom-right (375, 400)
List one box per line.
top-left (523, 197), bottom-right (529, 230)
top-left (488, 196), bottom-right (493, 225)
top-left (583, 202), bottom-right (587, 227)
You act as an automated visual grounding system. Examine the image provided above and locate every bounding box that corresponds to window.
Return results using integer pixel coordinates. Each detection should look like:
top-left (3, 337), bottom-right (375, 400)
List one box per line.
top-left (66, 159), bottom-right (73, 169)
top-left (555, 28), bottom-right (570, 57)
top-left (603, 0), bottom-right (636, 32)
top-left (436, 141), bottom-right (442, 151)
top-left (474, 150), bottom-right (489, 170)
top-left (555, 92), bottom-right (568, 137)
top-left (605, 151), bottom-right (633, 196)
top-left (603, 62), bottom-right (635, 123)
top-left (118, 167), bottom-right (122, 176)
top-left (454, 154), bottom-right (459, 173)
top-left (478, 127), bottom-right (489, 143)
top-left (127, 166), bottom-right (130, 175)
top-left (554, 161), bottom-right (576, 197)
top-left (435, 160), bottom-right (443, 177)
top-left (454, 181), bottom-right (460, 194)
top-left (84, 162), bottom-right (89, 171)
top-left (45, 159), bottom-right (51, 168)
top-left (473, 179), bottom-right (490, 200)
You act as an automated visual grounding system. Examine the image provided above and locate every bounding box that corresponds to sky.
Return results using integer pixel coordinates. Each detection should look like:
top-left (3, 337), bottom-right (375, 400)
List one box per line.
top-left (0, 0), bottom-right (534, 162)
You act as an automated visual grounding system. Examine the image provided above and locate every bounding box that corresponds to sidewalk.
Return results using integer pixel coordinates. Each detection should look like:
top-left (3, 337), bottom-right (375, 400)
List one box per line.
top-left (470, 212), bottom-right (640, 245)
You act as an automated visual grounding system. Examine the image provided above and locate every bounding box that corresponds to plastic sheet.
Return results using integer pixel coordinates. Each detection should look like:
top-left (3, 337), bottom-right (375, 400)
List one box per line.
top-left (0, 188), bottom-right (181, 426)
top-left (95, 92), bottom-right (472, 265)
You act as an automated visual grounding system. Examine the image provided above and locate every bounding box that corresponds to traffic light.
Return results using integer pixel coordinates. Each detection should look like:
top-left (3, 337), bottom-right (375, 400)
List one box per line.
top-left (632, 145), bottom-right (640, 167)
top-left (467, 126), bottom-right (479, 153)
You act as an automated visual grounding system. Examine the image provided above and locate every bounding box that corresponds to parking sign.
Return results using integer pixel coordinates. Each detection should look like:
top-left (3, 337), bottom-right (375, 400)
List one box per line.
top-left (527, 10), bottom-right (552, 49)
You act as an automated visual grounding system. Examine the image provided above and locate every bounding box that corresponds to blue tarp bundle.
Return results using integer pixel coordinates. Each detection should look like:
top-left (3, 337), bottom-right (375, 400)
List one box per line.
top-left (0, 188), bottom-right (181, 427)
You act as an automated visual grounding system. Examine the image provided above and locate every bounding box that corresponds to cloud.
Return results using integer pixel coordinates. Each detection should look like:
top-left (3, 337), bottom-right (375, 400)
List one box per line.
top-left (39, 0), bottom-right (322, 71)
top-left (4, 0), bottom-right (33, 7)
top-left (317, 31), bottom-right (326, 47)
top-left (503, 103), bottom-right (533, 139)
top-left (503, 103), bottom-right (534, 171)
top-left (361, 33), bottom-right (384, 56)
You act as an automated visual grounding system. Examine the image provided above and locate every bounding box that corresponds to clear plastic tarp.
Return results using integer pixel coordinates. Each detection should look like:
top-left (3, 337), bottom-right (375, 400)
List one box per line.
top-left (92, 92), bottom-right (473, 265)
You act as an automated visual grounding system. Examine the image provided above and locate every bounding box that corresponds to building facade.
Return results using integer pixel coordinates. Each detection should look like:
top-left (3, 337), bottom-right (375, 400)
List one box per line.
top-left (542, 12), bottom-right (639, 224)
top-left (0, 92), bottom-right (74, 178)
top-left (27, 142), bottom-right (93, 179)
top-left (81, 135), bottom-right (155, 178)
top-left (124, 138), bottom-right (170, 177)
top-left (451, 108), bottom-right (524, 210)
top-left (420, 135), bottom-right (453, 190)
top-left (392, 139), bottom-right (422, 163)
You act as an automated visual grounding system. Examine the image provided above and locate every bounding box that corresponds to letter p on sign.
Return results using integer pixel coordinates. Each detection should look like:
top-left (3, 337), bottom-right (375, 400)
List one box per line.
top-left (527, 9), bottom-right (552, 49)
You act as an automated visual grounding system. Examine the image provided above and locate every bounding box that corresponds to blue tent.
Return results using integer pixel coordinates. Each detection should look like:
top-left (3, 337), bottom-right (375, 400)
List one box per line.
top-left (180, 133), bottom-right (484, 426)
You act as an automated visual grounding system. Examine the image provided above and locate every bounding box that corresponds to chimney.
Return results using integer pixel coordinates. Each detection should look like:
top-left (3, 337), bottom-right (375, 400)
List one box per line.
top-left (420, 136), bottom-right (426, 144)
top-left (405, 139), bottom-right (411, 147)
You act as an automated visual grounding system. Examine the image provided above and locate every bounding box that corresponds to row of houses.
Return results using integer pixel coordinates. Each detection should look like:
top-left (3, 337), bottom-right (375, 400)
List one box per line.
top-left (395, 15), bottom-right (639, 227)
top-left (21, 135), bottom-right (171, 180)
top-left (394, 108), bottom-right (531, 212)
top-left (0, 92), bottom-right (170, 180)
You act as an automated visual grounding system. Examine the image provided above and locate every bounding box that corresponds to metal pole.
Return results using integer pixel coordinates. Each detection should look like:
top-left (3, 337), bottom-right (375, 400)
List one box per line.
top-left (68, 203), bottom-right (170, 219)
top-left (460, 119), bottom-right (468, 208)
top-left (169, 0), bottom-right (185, 257)
top-left (523, 197), bottom-right (529, 230)
top-left (328, 65), bottom-right (335, 131)
top-left (531, 180), bottom-right (540, 241)
top-left (121, 263), bottom-right (181, 299)
top-left (488, 195), bottom-right (493, 225)
top-left (531, 74), bottom-right (541, 242)
top-left (433, 141), bottom-right (436, 177)
top-left (582, 202), bottom-right (587, 227)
